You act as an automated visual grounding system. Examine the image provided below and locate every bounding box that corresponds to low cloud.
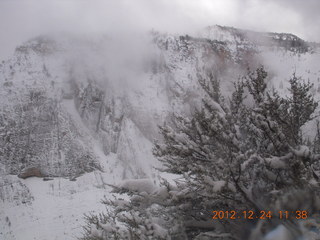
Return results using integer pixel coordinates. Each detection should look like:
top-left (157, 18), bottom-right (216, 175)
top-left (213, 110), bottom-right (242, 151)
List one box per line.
top-left (0, 0), bottom-right (319, 61)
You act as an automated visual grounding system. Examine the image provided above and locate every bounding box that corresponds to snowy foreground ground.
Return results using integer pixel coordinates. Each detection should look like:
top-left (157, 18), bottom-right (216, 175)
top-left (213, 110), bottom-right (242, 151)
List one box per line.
top-left (3, 175), bottom-right (317, 240)
top-left (0, 172), bottom-right (115, 240)
top-left (0, 169), bottom-right (170, 240)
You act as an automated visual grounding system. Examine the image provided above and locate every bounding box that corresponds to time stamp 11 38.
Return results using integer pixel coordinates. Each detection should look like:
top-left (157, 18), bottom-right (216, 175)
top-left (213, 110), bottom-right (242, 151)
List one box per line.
top-left (212, 210), bottom-right (308, 220)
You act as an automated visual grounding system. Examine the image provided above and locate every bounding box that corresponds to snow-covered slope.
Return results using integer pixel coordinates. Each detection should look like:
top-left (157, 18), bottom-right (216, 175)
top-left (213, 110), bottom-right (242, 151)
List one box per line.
top-left (1, 26), bottom-right (320, 239)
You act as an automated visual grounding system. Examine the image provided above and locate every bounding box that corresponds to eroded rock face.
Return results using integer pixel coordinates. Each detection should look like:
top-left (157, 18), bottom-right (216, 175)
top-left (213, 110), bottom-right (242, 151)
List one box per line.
top-left (18, 167), bottom-right (44, 179)
top-left (0, 89), bottom-right (100, 178)
top-left (1, 27), bottom-right (319, 180)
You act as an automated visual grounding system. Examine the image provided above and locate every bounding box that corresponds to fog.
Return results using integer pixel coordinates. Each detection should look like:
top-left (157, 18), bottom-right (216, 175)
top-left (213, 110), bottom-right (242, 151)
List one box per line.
top-left (0, 0), bottom-right (319, 61)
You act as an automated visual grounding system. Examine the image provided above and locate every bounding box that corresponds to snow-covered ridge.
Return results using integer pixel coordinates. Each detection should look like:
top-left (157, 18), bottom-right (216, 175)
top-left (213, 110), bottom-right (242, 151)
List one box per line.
top-left (200, 25), bottom-right (313, 54)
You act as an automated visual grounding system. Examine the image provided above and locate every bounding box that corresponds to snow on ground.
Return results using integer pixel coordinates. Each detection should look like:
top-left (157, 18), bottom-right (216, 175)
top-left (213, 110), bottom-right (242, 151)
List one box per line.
top-left (0, 171), bottom-right (113, 240)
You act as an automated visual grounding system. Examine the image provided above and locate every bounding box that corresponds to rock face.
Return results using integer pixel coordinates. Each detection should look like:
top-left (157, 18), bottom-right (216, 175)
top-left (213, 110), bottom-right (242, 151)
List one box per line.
top-left (0, 26), bottom-right (320, 180)
top-left (18, 167), bottom-right (44, 179)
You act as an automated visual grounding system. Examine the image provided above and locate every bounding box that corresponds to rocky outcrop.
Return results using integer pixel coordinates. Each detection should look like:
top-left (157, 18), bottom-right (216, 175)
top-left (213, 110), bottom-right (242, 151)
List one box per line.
top-left (18, 167), bottom-right (44, 179)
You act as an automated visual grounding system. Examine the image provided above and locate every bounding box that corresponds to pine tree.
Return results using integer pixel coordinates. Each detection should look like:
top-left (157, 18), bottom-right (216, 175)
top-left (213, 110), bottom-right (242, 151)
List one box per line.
top-left (81, 67), bottom-right (320, 239)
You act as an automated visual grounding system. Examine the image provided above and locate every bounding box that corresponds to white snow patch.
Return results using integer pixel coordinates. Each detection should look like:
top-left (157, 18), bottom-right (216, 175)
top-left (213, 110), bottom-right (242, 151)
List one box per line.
top-left (265, 225), bottom-right (291, 240)
top-left (118, 178), bottom-right (158, 194)
top-left (265, 156), bottom-right (287, 169)
top-left (0, 171), bottom-right (118, 240)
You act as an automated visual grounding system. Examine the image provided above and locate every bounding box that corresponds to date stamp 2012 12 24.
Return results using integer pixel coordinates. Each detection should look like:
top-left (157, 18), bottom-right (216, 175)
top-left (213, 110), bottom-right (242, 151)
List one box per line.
top-left (212, 210), bottom-right (308, 220)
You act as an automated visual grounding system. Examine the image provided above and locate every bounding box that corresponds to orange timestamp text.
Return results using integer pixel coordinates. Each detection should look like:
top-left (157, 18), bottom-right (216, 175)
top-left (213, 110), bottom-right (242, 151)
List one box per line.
top-left (212, 210), bottom-right (308, 220)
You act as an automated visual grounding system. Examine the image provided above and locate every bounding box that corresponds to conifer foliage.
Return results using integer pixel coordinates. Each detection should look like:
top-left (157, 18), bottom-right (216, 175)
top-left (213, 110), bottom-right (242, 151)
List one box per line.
top-left (82, 67), bottom-right (320, 239)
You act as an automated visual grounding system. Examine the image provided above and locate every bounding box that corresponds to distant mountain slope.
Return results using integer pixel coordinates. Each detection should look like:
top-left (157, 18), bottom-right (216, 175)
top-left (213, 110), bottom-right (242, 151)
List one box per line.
top-left (1, 25), bottom-right (320, 181)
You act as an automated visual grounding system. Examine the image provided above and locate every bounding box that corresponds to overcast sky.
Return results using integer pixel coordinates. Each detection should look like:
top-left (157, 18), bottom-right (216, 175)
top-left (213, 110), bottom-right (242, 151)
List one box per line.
top-left (0, 0), bottom-right (319, 61)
